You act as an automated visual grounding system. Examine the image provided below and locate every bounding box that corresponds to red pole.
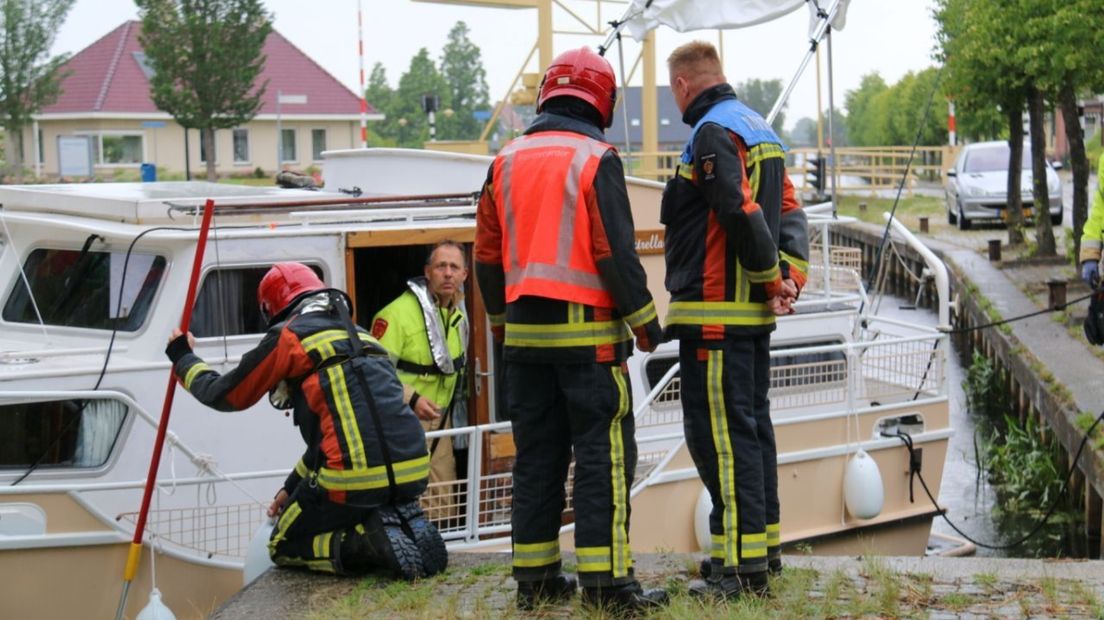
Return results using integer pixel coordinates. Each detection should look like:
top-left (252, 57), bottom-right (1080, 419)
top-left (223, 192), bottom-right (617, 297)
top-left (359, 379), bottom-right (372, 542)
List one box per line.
top-left (116, 199), bottom-right (216, 617)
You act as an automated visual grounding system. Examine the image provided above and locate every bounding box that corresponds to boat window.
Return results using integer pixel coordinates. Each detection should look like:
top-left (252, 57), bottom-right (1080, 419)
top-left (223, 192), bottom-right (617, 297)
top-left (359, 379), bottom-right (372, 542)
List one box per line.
top-left (0, 399), bottom-right (127, 470)
top-left (191, 264), bottom-right (324, 338)
top-left (2, 247), bottom-right (166, 331)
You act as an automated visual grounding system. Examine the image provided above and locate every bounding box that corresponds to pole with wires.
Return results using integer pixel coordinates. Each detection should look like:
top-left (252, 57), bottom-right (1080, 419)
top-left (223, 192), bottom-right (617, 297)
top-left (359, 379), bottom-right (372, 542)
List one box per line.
top-left (115, 199), bottom-right (216, 620)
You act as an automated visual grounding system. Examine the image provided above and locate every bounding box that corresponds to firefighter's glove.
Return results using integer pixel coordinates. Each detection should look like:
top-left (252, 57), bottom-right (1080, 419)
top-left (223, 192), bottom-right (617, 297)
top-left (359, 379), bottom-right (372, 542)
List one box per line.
top-left (1081, 261), bottom-right (1099, 288)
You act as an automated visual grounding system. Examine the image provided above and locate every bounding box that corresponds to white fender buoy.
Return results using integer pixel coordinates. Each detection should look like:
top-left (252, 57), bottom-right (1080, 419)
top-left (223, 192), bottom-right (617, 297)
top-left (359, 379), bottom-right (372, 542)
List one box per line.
top-left (693, 486), bottom-right (712, 553)
top-left (243, 517), bottom-right (276, 586)
top-left (136, 588), bottom-right (176, 620)
top-left (843, 449), bottom-right (884, 519)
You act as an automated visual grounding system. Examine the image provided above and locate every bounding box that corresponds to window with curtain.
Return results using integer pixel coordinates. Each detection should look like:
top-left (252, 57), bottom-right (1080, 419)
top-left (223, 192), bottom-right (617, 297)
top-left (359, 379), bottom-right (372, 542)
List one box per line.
top-left (191, 264), bottom-right (325, 337)
top-left (0, 399), bottom-right (127, 469)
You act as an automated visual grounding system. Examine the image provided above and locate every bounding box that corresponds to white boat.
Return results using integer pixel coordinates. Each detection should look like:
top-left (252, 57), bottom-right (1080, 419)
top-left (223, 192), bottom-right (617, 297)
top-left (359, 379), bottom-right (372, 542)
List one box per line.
top-left (0, 146), bottom-right (951, 618)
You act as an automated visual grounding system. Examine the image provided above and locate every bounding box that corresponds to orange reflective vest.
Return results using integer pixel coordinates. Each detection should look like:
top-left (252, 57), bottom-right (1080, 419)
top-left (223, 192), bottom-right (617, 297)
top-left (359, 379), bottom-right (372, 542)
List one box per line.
top-left (491, 131), bottom-right (616, 308)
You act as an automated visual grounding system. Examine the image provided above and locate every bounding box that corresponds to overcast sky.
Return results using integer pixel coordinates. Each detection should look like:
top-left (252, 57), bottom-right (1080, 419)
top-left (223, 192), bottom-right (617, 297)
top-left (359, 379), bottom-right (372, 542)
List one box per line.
top-left (51, 0), bottom-right (941, 131)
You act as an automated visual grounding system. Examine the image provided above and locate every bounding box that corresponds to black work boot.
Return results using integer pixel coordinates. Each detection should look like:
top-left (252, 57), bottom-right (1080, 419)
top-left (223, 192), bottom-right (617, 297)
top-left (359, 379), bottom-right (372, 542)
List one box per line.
top-left (741, 570), bottom-right (771, 597)
top-left (395, 501), bottom-right (448, 577)
top-left (688, 569), bottom-right (745, 602)
top-left (516, 573), bottom-right (578, 610)
top-left (768, 557), bottom-right (783, 577)
top-left (582, 581), bottom-right (669, 615)
top-left (337, 510), bottom-right (419, 579)
top-left (377, 506), bottom-right (424, 580)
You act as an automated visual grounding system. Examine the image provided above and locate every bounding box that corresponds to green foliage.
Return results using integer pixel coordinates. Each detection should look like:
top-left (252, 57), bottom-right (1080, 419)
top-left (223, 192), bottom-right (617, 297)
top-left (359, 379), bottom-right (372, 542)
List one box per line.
top-left (844, 69), bottom-right (946, 147)
top-left (734, 78), bottom-right (785, 135)
top-left (0, 0), bottom-right (75, 177)
top-left (437, 21), bottom-right (489, 141)
top-left (136, 0), bottom-right (272, 181)
top-left (963, 351), bottom-right (1007, 420)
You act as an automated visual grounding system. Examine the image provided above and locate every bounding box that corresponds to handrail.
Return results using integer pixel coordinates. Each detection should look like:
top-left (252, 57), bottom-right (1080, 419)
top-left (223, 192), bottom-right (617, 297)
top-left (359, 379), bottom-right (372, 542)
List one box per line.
top-left (883, 212), bottom-right (950, 328)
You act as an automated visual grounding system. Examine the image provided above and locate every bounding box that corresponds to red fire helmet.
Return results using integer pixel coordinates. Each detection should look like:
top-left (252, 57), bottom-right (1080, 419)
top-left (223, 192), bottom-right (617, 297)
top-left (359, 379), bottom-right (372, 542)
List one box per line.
top-left (257, 262), bottom-right (324, 320)
top-left (537, 47), bottom-right (617, 128)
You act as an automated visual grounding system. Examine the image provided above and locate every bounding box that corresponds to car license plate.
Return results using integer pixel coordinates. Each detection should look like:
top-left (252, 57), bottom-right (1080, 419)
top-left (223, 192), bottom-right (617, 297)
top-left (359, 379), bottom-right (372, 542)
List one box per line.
top-left (1001, 208), bottom-right (1033, 221)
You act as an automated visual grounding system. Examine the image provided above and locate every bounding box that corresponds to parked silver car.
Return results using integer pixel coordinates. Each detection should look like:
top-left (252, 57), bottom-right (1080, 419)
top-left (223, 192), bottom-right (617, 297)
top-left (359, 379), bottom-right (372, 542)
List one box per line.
top-left (945, 141), bottom-right (1062, 230)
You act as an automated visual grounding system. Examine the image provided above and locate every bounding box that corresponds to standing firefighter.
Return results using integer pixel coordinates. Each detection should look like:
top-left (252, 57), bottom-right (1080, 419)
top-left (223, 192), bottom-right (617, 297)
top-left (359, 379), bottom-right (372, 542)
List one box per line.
top-left (475, 47), bottom-right (667, 613)
top-left (662, 41), bottom-right (808, 600)
top-left (165, 263), bottom-right (446, 578)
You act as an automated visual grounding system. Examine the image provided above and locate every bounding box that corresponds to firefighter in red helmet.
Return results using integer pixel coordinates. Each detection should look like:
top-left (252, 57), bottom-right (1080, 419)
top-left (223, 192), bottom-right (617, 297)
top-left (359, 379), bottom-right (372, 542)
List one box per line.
top-left (166, 262), bottom-right (446, 579)
top-left (475, 47), bottom-right (668, 613)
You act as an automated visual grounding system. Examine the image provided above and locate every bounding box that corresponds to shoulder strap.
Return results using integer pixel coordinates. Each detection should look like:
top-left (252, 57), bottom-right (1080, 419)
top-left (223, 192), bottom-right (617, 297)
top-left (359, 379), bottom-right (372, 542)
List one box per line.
top-left (332, 294), bottom-right (400, 502)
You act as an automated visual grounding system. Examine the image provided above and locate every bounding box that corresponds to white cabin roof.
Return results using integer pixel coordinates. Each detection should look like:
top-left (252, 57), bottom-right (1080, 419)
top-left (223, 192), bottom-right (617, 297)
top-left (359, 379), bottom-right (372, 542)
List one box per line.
top-left (0, 182), bottom-right (326, 225)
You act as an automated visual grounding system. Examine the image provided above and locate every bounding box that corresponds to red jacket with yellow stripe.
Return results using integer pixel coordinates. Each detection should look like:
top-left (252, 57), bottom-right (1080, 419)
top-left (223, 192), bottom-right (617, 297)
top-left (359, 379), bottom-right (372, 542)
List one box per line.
top-left (167, 292), bottom-right (428, 506)
top-left (474, 108), bottom-right (662, 364)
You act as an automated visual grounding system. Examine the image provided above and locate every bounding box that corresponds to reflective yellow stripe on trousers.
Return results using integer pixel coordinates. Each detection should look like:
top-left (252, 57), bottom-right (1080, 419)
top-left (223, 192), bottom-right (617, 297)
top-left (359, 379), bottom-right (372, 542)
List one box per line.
top-left (707, 350), bottom-right (739, 566)
top-left (608, 367), bottom-right (632, 578)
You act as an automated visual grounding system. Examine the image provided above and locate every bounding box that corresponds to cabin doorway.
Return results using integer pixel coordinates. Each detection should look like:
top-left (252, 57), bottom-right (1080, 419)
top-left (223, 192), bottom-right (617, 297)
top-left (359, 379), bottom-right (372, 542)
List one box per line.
top-left (344, 231), bottom-right (516, 477)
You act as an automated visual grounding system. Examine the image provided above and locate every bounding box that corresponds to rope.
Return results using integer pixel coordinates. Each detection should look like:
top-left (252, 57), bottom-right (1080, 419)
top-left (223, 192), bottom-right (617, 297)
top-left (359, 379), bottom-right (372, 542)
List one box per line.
top-left (945, 292), bottom-right (1094, 335)
top-left (884, 410), bottom-right (1104, 550)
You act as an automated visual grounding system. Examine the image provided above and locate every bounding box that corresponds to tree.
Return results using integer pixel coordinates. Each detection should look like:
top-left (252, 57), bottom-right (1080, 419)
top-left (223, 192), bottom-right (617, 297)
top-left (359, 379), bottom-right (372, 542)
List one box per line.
top-left (1013, 0), bottom-right (1104, 260)
top-left (936, 0), bottom-right (1031, 245)
top-left (438, 21), bottom-right (489, 141)
top-left (136, 0), bottom-right (272, 181)
top-left (844, 73), bottom-right (887, 146)
top-left (1026, 85), bottom-right (1056, 255)
top-left (0, 0), bottom-right (74, 180)
top-left (734, 78), bottom-right (785, 135)
top-left (790, 117), bottom-right (818, 148)
top-left (388, 48), bottom-right (449, 148)
top-left (365, 62), bottom-right (397, 145)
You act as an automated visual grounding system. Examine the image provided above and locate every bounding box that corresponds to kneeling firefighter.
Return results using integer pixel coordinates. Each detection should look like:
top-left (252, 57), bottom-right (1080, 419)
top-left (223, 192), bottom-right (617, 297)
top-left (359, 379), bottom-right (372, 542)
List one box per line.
top-left (165, 262), bottom-right (447, 578)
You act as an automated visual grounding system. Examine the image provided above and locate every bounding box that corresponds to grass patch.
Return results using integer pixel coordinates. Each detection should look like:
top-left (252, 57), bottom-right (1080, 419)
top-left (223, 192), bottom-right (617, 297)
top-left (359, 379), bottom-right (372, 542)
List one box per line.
top-left (831, 194), bottom-right (945, 228)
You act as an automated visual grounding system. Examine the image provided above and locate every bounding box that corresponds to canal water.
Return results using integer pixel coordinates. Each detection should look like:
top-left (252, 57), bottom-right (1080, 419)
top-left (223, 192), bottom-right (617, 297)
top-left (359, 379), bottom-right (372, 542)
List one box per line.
top-left (885, 298), bottom-right (1085, 558)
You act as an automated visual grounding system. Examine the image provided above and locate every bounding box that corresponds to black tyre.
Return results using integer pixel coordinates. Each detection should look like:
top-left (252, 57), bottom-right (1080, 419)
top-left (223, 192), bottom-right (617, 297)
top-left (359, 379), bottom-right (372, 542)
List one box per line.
top-left (1051, 209), bottom-right (1063, 226)
top-left (957, 205), bottom-right (971, 230)
top-left (947, 206), bottom-right (957, 225)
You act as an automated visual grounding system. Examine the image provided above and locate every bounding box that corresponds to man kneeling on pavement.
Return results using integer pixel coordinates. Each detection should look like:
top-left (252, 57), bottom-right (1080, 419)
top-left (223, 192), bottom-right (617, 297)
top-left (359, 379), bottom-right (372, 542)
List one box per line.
top-left (166, 262), bottom-right (446, 578)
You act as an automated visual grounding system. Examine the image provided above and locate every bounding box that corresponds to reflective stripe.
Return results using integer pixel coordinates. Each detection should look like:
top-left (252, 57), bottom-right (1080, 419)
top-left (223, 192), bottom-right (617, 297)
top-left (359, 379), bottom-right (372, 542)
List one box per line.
top-left (568, 302), bottom-right (585, 324)
top-left (182, 362), bottom-right (212, 391)
top-left (766, 522), bottom-right (781, 548)
top-left (504, 261), bottom-right (606, 291)
top-left (294, 458), bottom-right (309, 478)
top-left (622, 301), bottom-right (657, 329)
top-left (576, 546), bottom-right (613, 573)
top-left (710, 534), bottom-right (726, 560)
top-left (300, 329), bottom-right (375, 354)
top-left (312, 531), bottom-right (334, 559)
top-left (666, 301), bottom-right (774, 326)
top-left (270, 500), bottom-right (303, 549)
top-left (677, 163), bottom-right (694, 181)
top-left (707, 350), bottom-right (739, 566)
top-left (741, 532), bottom-right (768, 559)
top-left (1084, 240), bottom-right (1102, 250)
top-left (609, 368), bottom-right (632, 578)
top-left (504, 320), bottom-right (630, 348)
top-left (746, 143), bottom-right (785, 167)
top-left (326, 365), bottom-right (368, 469)
top-left (315, 454), bottom-right (430, 491)
top-left (780, 250), bottom-right (809, 274)
top-left (512, 540), bottom-right (561, 568)
top-left (487, 311), bottom-right (505, 326)
top-left (744, 264), bottom-right (780, 284)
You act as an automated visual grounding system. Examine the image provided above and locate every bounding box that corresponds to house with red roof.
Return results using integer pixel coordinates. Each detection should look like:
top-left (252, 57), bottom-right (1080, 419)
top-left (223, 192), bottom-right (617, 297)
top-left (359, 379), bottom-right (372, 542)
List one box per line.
top-left (27, 20), bottom-right (378, 178)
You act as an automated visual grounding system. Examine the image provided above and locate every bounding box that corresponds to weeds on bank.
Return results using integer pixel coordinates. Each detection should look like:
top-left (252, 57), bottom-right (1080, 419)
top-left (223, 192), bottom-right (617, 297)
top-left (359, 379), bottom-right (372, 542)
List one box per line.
top-left (308, 559), bottom-right (1104, 619)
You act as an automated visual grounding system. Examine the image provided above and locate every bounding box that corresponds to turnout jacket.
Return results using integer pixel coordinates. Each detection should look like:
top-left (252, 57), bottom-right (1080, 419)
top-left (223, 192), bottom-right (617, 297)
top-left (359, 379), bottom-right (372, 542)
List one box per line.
top-left (1079, 152), bottom-right (1104, 264)
top-left (661, 84), bottom-right (809, 340)
top-left (475, 110), bottom-right (662, 364)
top-left (167, 291), bottom-right (429, 506)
